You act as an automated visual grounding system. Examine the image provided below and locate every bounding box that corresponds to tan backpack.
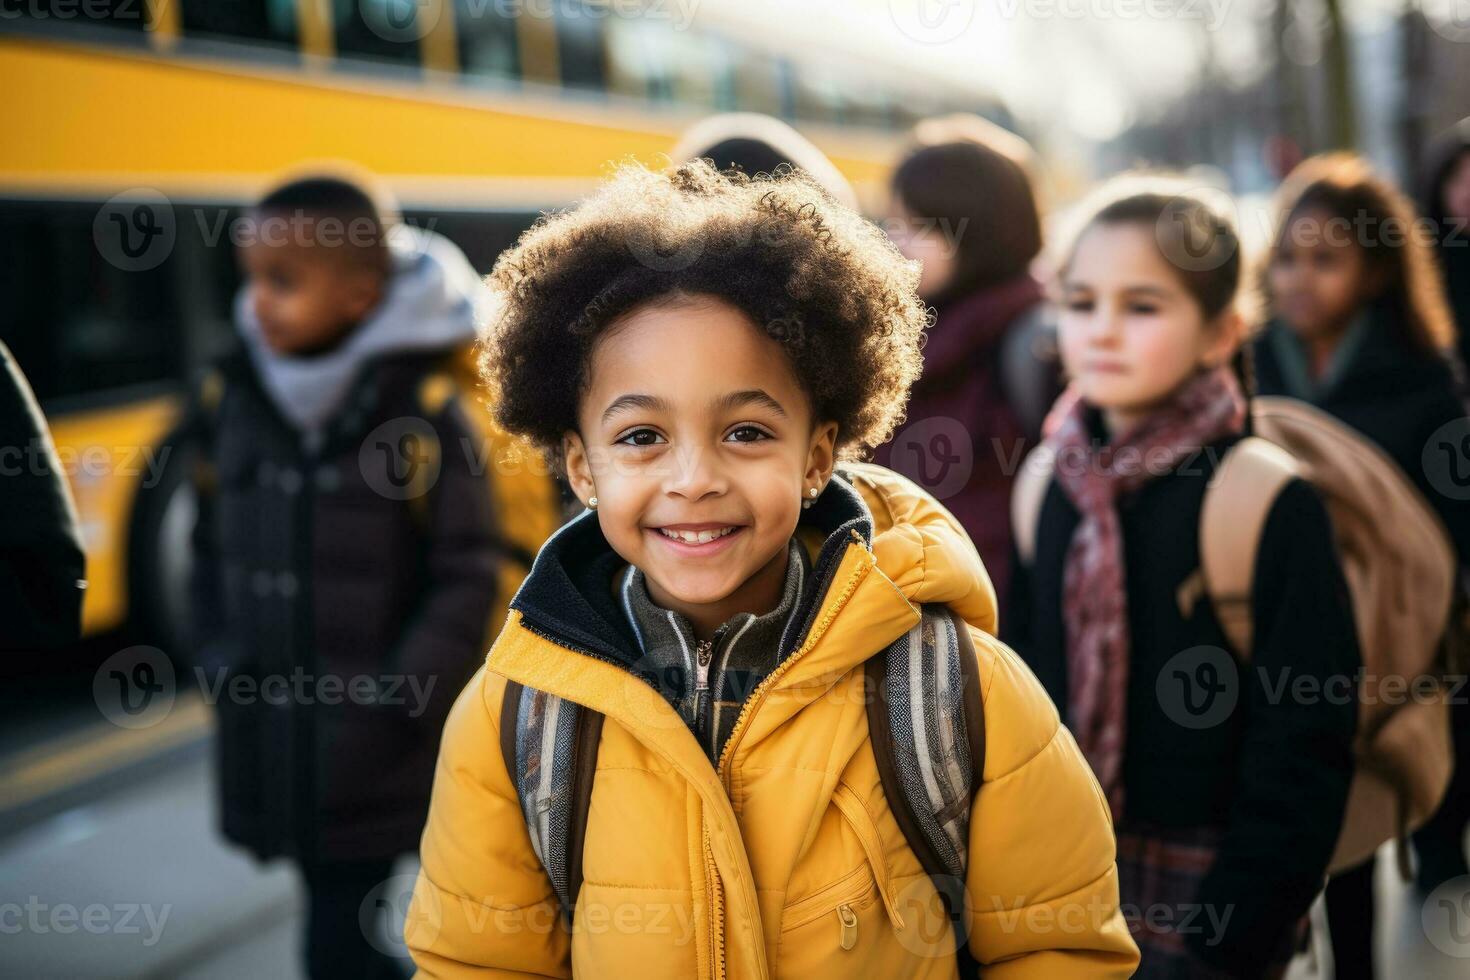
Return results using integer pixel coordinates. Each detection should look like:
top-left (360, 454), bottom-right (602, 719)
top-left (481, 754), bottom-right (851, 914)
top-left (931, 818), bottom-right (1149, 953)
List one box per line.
top-left (1012, 395), bottom-right (1457, 877)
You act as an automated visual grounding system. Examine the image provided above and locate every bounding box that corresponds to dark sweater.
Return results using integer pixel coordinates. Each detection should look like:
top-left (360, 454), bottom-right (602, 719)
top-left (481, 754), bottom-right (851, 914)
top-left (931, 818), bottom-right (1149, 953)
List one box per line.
top-left (614, 536), bottom-right (811, 763)
top-left (1253, 311), bottom-right (1470, 567)
top-left (1003, 432), bottom-right (1360, 976)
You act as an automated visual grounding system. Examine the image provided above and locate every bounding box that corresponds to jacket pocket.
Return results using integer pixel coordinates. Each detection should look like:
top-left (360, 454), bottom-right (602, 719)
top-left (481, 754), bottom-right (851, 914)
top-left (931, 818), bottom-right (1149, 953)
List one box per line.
top-left (780, 784), bottom-right (906, 952)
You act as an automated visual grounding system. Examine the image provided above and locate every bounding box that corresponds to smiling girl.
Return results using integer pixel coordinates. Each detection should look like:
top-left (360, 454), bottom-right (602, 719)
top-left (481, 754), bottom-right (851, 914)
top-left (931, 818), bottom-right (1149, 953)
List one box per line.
top-left (1005, 180), bottom-right (1360, 978)
top-left (405, 160), bottom-right (1138, 977)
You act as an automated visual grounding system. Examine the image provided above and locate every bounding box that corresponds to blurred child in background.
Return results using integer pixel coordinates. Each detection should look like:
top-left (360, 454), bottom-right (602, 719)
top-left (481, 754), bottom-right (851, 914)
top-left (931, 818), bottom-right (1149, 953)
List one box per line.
top-left (1006, 179), bottom-right (1361, 978)
top-left (876, 115), bottom-right (1060, 608)
top-left (1253, 152), bottom-right (1470, 980)
top-left (186, 174), bottom-right (553, 979)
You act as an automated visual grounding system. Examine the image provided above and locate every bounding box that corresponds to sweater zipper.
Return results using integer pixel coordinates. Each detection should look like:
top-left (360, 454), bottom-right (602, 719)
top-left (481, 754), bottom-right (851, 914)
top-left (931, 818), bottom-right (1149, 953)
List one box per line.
top-left (716, 529), bottom-right (868, 796)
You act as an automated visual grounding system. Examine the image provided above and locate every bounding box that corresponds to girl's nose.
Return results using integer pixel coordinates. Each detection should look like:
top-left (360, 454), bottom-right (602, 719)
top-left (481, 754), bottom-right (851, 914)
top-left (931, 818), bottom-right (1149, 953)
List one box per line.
top-left (663, 444), bottom-right (727, 500)
top-left (1089, 306), bottom-right (1124, 346)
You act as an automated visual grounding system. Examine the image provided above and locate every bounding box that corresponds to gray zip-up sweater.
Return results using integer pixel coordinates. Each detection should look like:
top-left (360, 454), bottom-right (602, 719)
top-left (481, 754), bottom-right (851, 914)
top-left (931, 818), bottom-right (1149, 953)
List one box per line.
top-left (615, 537), bottom-right (811, 762)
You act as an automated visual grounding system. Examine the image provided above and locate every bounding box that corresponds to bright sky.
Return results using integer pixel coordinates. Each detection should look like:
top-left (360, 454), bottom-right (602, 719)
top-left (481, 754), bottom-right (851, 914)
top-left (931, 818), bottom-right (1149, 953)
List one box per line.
top-left (697, 0), bottom-right (1282, 143)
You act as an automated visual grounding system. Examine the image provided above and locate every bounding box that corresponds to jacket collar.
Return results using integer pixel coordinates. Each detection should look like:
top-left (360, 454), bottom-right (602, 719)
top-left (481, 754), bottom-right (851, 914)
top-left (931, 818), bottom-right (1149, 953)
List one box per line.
top-left (505, 468), bottom-right (879, 674)
top-left (617, 537), bottom-right (810, 686)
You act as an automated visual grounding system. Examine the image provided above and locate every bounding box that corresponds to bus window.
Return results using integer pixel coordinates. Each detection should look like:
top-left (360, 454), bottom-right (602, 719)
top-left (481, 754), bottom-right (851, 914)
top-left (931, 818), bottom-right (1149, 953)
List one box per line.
top-left (664, 32), bottom-right (730, 111)
top-left (555, 3), bottom-right (607, 92)
top-left (606, 19), bottom-right (671, 103)
top-left (455, 1), bottom-right (519, 82)
top-left (180, 0), bottom-right (297, 50)
top-left (335, 0), bottom-right (422, 69)
top-left (0, 203), bottom-right (178, 404)
top-left (732, 51), bottom-right (784, 118)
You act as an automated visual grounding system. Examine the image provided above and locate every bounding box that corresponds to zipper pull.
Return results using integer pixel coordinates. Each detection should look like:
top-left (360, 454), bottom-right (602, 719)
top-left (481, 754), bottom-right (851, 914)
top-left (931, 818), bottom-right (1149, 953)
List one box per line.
top-left (837, 904), bottom-right (858, 950)
top-left (695, 639), bottom-right (713, 693)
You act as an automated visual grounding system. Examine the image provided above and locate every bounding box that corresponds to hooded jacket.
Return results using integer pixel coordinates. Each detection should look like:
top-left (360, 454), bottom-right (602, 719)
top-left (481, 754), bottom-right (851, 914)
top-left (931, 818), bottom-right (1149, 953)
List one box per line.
top-left (407, 461), bottom-right (1139, 978)
top-left (189, 228), bottom-right (559, 862)
top-left (235, 226), bottom-right (488, 451)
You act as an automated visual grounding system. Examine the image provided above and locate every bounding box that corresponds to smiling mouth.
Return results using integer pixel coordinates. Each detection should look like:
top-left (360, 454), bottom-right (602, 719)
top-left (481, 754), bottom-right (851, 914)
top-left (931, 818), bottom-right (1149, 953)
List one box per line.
top-left (654, 525), bottom-right (743, 545)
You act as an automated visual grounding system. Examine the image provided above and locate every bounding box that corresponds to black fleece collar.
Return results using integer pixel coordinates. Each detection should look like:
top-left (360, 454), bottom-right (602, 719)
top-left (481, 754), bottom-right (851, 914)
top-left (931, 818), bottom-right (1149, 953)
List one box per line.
top-left (508, 467), bottom-right (875, 673)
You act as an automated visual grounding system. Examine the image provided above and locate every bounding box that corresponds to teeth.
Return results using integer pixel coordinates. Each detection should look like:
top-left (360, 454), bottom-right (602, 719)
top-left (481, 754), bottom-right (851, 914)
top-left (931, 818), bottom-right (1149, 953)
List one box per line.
top-left (659, 526), bottom-right (738, 544)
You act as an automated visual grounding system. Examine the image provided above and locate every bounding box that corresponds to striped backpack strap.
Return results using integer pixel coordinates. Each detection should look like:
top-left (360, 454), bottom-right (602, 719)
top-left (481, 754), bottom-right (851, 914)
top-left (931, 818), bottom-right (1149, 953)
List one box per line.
top-left (499, 681), bottom-right (604, 925)
top-left (865, 604), bottom-right (985, 978)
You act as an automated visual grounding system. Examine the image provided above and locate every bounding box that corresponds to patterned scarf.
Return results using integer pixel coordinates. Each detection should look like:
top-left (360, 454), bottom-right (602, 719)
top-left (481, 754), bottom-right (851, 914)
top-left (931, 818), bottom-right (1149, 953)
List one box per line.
top-left (1043, 366), bottom-right (1246, 818)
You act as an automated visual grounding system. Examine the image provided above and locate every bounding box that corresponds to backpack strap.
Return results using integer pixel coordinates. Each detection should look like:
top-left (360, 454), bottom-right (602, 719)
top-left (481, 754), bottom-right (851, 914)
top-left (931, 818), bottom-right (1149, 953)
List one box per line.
top-left (1196, 436), bottom-right (1300, 658)
top-left (1010, 446), bottom-right (1056, 567)
top-left (865, 604), bottom-right (985, 978)
top-left (499, 680), bottom-right (604, 926)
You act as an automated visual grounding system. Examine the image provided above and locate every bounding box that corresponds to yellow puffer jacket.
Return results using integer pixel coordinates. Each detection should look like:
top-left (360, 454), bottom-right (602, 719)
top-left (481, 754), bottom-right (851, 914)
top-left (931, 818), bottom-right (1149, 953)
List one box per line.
top-left (408, 462), bottom-right (1139, 978)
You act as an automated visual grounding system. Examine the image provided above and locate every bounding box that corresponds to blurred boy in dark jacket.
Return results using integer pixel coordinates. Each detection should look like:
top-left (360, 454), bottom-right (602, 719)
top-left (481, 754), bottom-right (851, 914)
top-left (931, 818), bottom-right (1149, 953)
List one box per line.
top-left (187, 175), bottom-right (557, 979)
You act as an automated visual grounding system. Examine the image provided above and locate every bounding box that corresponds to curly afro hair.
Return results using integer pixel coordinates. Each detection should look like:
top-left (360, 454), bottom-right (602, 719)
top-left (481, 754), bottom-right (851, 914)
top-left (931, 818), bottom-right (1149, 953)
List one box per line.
top-left (479, 158), bottom-right (930, 469)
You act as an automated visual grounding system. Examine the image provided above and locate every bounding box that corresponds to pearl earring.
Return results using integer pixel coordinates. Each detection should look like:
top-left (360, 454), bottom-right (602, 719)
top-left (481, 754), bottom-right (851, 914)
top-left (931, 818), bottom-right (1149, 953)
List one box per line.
top-left (588, 496), bottom-right (598, 509)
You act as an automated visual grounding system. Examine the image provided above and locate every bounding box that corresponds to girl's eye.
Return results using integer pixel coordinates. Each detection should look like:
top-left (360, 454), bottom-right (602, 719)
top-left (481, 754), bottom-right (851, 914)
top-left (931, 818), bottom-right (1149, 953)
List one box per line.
top-left (727, 425), bottom-right (772, 443)
top-left (1065, 299), bottom-right (1094, 313)
top-left (1127, 303), bottom-right (1160, 315)
top-left (615, 429), bottom-right (664, 447)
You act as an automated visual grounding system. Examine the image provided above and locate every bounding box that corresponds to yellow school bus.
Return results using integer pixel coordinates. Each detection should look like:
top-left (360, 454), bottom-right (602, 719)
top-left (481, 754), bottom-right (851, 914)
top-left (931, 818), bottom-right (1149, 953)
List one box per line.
top-left (0, 0), bottom-right (1003, 642)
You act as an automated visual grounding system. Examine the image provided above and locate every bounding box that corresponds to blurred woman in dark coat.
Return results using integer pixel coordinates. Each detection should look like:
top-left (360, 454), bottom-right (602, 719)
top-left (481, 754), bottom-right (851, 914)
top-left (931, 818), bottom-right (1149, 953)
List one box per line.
top-left (873, 116), bottom-right (1060, 607)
